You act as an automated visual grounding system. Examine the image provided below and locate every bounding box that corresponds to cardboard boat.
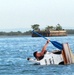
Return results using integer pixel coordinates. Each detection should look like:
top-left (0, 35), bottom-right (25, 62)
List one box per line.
top-left (27, 43), bottom-right (74, 65)
top-left (62, 43), bottom-right (74, 64)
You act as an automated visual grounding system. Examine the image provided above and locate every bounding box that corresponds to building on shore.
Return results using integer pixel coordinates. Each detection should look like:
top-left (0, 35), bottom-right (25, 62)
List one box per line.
top-left (32, 30), bottom-right (67, 37)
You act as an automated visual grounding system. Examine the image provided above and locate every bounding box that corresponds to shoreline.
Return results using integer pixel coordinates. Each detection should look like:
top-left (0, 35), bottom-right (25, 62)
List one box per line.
top-left (0, 34), bottom-right (74, 38)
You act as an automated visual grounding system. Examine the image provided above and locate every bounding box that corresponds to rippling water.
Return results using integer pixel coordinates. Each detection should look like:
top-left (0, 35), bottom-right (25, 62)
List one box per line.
top-left (0, 35), bottom-right (74, 75)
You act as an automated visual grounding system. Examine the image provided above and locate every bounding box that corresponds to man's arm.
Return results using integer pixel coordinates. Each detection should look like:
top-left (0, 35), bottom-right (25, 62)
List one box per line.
top-left (40, 40), bottom-right (50, 55)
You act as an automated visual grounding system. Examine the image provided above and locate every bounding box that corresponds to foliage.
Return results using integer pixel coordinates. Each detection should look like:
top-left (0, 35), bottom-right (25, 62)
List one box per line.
top-left (45, 26), bottom-right (54, 31)
top-left (66, 29), bottom-right (74, 34)
top-left (56, 24), bottom-right (62, 30)
top-left (44, 24), bottom-right (63, 31)
top-left (31, 24), bottom-right (40, 31)
top-left (0, 31), bottom-right (32, 36)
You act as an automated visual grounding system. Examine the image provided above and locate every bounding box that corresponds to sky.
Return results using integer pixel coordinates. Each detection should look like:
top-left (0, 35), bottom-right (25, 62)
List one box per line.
top-left (0, 0), bottom-right (74, 32)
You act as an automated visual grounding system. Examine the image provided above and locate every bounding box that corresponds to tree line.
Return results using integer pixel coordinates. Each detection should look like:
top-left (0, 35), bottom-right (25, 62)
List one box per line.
top-left (0, 24), bottom-right (74, 36)
top-left (31, 24), bottom-right (63, 31)
top-left (0, 30), bottom-right (32, 36)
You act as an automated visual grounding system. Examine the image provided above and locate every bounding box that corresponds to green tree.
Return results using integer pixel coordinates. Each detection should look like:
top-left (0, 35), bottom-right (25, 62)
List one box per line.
top-left (56, 24), bottom-right (62, 30)
top-left (45, 26), bottom-right (54, 31)
top-left (31, 24), bottom-right (40, 31)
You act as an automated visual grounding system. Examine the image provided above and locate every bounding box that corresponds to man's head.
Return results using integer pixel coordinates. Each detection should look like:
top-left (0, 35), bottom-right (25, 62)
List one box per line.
top-left (33, 51), bottom-right (37, 58)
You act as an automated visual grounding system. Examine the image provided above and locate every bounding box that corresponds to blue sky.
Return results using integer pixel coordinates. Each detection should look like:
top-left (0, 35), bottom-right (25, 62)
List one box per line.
top-left (0, 0), bottom-right (74, 32)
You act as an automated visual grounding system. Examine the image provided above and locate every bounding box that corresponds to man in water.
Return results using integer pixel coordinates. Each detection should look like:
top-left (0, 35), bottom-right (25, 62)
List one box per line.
top-left (33, 40), bottom-right (50, 60)
top-left (27, 39), bottom-right (62, 61)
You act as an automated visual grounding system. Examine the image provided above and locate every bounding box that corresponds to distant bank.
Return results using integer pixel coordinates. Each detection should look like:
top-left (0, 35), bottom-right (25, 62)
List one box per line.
top-left (0, 29), bottom-right (74, 36)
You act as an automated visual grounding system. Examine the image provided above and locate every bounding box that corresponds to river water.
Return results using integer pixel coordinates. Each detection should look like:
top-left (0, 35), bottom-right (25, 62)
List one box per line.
top-left (0, 35), bottom-right (74, 75)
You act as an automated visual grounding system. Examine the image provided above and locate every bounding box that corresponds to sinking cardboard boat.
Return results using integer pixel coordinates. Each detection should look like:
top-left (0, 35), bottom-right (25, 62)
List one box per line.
top-left (27, 43), bottom-right (74, 65)
top-left (62, 43), bottom-right (74, 64)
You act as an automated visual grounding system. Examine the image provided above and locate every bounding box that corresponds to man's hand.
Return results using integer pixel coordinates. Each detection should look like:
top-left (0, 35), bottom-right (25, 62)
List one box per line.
top-left (46, 40), bottom-right (50, 44)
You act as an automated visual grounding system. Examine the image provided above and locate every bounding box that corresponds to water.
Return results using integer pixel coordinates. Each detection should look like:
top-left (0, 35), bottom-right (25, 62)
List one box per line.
top-left (0, 35), bottom-right (74, 75)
